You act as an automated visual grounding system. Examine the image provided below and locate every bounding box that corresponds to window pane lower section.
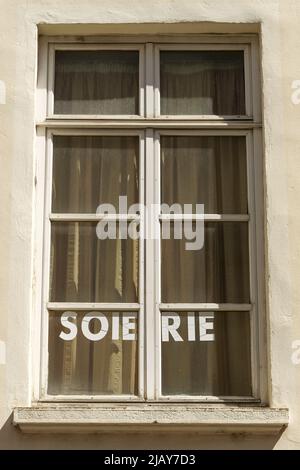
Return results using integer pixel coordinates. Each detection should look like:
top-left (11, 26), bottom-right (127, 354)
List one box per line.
top-left (54, 50), bottom-right (139, 115)
top-left (161, 311), bottom-right (252, 396)
top-left (48, 311), bottom-right (138, 395)
top-left (52, 135), bottom-right (139, 214)
top-left (160, 50), bottom-right (245, 116)
top-left (161, 222), bottom-right (250, 303)
top-left (161, 135), bottom-right (248, 214)
top-left (50, 222), bottom-right (139, 303)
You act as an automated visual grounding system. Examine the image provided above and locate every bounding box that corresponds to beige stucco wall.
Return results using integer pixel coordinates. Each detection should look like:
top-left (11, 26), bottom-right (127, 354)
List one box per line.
top-left (0, 0), bottom-right (300, 449)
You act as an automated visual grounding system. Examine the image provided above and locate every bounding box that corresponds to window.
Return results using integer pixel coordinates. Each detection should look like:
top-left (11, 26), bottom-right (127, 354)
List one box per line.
top-left (37, 36), bottom-right (264, 402)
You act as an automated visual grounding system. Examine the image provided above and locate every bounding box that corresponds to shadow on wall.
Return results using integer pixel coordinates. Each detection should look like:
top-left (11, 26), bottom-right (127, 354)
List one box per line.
top-left (0, 413), bottom-right (285, 449)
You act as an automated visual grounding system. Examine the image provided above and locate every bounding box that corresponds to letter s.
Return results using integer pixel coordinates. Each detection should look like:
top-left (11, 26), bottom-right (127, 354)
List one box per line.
top-left (59, 311), bottom-right (78, 341)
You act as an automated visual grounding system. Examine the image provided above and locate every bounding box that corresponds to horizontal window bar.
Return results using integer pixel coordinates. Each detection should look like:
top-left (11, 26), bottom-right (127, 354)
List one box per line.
top-left (47, 302), bottom-right (141, 311)
top-left (157, 396), bottom-right (260, 403)
top-left (48, 114), bottom-right (143, 120)
top-left (40, 396), bottom-right (259, 403)
top-left (46, 115), bottom-right (253, 121)
top-left (49, 214), bottom-right (140, 222)
top-left (40, 395), bottom-right (144, 402)
top-left (43, 34), bottom-right (257, 44)
top-left (159, 214), bottom-right (249, 222)
top-left (50, 215), bottom-right (248, 223)
top-left (159, 303), bottom-right (252, 311)
top-left (38, 119), bottom-right (262, 129)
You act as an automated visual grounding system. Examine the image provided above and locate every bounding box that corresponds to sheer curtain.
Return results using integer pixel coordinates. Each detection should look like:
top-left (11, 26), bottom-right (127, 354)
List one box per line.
top-left (161, 136), bottom-right (252, 396)
top-left (48, 135), bottom-right (139, 395)
top-left (160, 50), bottom-right (246, 115)
top-left (54, 50), bottom-right (139, 115)
top-left (161, 312), bottom-right (252, 396)
top-left (161, 136), bottom-right (248, 214)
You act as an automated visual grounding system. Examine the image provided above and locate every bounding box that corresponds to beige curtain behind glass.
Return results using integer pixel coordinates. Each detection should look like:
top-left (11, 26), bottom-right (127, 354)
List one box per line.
top-left (160, 51), bottom-right (245, 115)
top-left (161, 136), bottom-right (248, 214)
top-left (161, 135), bottom-right (251, 396)
top-left (49, 135), bottom-right (139, 395)
top-left (54, 50), bottom-right (139, 115)
top-left (161, 312), bottom-right (252, 396)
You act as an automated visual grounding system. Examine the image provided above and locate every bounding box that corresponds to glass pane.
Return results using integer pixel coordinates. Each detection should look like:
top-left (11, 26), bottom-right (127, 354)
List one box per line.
top-left (161, 222), bottom-right (249, 303)
top-left (52, 135), bottom-right (139, 213)
top-left (54, 50), bottom-right (139, 115)
top-left (50, 222), bottom-right (139, 303)
top-left (161, 136), bottom-right (247, 214)
top-left (161, 311), bottom-right (252, 396)
top-left (160, 51), bottom-right (245, 115)
top-left (48, 311), bottom-right (138, 395)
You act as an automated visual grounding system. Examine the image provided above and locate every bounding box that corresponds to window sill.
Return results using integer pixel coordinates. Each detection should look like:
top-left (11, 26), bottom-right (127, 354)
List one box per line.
top-left (13, 404), bottom-right (289, 435)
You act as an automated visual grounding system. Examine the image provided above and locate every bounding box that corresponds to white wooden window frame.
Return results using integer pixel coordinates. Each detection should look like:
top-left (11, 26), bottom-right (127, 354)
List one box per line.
top-left (33, 35), bottom-right (266, 404)
top-left (152, 129), bottom-right (262, 402)
top-left (47, 43), bottom-right (145, 119)
top-left (154, 43), bottom-right (252, 120)
top-left (40, 128), bottom-right (145, 401)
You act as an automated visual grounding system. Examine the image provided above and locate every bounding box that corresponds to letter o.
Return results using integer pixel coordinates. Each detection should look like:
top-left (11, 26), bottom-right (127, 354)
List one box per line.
top-left (81, 312), bottom-right (109, 341)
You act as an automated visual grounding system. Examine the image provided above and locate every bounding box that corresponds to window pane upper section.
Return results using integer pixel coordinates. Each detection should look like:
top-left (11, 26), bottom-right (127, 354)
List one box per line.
top-left (52, 135), bottom-right (139, 213)
top-left (54, 50), bottom-right (139, 115)
top-left (160, 50), bottom-right (246, 116)
top-left (161, 135), bottom-right (248, 214)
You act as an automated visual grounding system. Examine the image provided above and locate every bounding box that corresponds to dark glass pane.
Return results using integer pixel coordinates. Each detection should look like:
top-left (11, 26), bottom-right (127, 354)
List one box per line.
top-left (161, 136), bottom-right (247, 214)
top-left (48, 311), bottom-right (138, 395)
top-left (161, 222), bottom-right (250, 303)
top-left (161, 311), bottom-right (252, 396)
top-left (161, 50), bottom-right (245, 115)
top-left (50, 222), bottom-right (139, 303)
top-left (54, 50), bottom-right (139, 115)
top-left (52, 135), bottom-right (139, 213)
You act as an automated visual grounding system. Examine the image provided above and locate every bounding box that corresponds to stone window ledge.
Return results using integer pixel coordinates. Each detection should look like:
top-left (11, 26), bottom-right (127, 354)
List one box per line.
top-left (13, 404), bottom-right (289, 435)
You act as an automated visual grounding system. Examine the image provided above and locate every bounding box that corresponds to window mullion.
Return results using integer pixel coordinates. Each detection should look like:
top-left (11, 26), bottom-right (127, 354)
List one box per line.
top-left (144, 128), bottom-right (158, 400)
top-left (145, 43), bottom-right (154, 118)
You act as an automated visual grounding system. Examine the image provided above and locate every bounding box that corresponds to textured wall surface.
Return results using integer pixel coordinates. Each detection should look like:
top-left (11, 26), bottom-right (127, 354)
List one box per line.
top-left (0, 0), bottom-right (300, 449)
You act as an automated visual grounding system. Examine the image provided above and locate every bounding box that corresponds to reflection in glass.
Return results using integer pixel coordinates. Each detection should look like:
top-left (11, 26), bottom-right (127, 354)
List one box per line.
top-left (161, 311), bottom-right (252, 396)
top-left (48, 311), bottom-right (138, 395)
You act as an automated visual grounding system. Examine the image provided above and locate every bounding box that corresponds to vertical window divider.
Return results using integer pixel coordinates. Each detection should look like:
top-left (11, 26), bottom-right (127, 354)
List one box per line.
top-left (252, 127), bottom-right (267, 403)
top-left (47, 44), bottom-right (55, 117)
top-left (244, 44), bottom-right (253, 118)
top-left (246, 130), bottom-right (260, 399)
top-left (154, 130), bottom-right (162, 399)
top-left (40, 129), bottom-right (54, 398)
top-left (145, 43), bottom-right (154, 119)
top-left (145, 128), bottom-right (156, 400)
top-left (138, 132), bottom-right (145, 399)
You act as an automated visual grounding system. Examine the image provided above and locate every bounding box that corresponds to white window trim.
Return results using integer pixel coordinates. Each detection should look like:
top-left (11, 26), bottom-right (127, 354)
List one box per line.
top-left (32, 34), bottom-right (268, 405)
